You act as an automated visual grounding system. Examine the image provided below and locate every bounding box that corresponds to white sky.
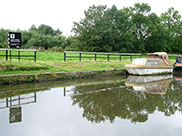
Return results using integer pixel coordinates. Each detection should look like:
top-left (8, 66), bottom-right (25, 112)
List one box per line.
top-left (0, 0), bottom-right (182, 36)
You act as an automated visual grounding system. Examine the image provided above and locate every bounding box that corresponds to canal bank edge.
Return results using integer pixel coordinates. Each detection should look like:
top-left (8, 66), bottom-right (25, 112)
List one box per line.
top-left (0, 69), bottom-right (127, 85)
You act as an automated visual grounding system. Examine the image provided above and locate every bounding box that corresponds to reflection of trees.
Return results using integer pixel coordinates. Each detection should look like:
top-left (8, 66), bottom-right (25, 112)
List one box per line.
top-left (71, 80), bottom-right (182, 123)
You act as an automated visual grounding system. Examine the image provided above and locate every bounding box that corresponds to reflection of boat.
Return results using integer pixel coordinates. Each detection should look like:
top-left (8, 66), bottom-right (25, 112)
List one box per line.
top-left (175, 77), bottom-right (182, 84)
top-left (173, 73), bottom-right (182, 84)
top-left (173, 56), bottom-right (182, 71)
top-left (125, 75), bottom-right (173, 94)
top-left (125, 52), bottom-right (173, 75)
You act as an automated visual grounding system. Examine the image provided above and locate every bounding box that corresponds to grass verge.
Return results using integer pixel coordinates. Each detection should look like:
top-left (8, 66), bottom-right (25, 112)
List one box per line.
top-left (0, 51), bottom-right (176, 76)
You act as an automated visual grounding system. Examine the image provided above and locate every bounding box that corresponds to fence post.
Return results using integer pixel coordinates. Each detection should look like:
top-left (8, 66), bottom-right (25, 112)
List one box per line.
top-left (34, 93), bottom-right (37, 102)
top-left (79, 53), bottom-right (82, 62)
top-left (6, 50), bottom-right (8, 61)
top-left (130, 55), bottom-right (132, 61)
top-left (18, 51), bottom-right (20, 62)
top-left (34, 51), bottom-right (36, 62)
top-left (64, 52), bottom-right (66, 62)
top-left (95, 54), bottom-right (97, 61)
top-left (120, 55), bottom-right (122, 61)
top-left (64, 87), bottom-right (66, 96)
top-left (107, 54), bottom-right (109, 61)
top-left (10, 50), bottom-right (11, 61)
top-left (6, 98), bottom-right (8, 107)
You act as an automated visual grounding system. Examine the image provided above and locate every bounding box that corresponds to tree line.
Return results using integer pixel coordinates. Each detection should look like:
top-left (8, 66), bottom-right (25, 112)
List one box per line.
top-left (0, 3), bottom-right (182, 53)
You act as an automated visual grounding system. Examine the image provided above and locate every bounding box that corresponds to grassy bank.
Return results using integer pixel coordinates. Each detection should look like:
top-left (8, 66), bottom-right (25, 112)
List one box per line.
top-left (0, 51), bottom-right (176, 76)
top-left (0, 51), bottom-right (130, 76)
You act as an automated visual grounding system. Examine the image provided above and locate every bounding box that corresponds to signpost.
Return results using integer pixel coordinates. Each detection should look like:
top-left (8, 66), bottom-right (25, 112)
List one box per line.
top-left (8, 32), bottom-right (21, 49)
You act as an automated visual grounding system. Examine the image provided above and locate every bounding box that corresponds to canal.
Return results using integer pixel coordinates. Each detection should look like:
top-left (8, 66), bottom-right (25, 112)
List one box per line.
top-left (0, 74), bottom-right (182, 136)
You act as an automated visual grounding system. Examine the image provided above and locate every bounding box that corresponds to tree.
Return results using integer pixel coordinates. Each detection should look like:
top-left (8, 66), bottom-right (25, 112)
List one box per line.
top-left (21, 31), bottom-right (34, 48)
top-left (27, 24), bottom-right (65, 49)
top-left (126, 3), bottom-right (152, 52)
top-left (160, 8), bottom-right (182, 53)
top-left (29, 24), bottom-right (62, 36)
top-left (72, 5), bottom-right (113, 52)
top-left (145, 13), bottom-right (168, 52)
top-left (0, 29), bottom-right (9, 48)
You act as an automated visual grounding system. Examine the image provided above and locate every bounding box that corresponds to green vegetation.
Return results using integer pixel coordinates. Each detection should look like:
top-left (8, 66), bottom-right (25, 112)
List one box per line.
top-left (0, 50), bottom-right (177, 76)
top-left (72, 4), bottom-right (182, 53)
top-left (0, 3), bottom-right (180, 76)
top-left (0, 51), bottom-right (131, 76)
top-left (1, 3), bottom-right (182, 54)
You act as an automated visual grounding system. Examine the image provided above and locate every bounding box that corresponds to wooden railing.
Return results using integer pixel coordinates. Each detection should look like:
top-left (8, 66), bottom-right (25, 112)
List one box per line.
top-left (64, 51), bottom-right (142, 62)
top-left (0, 48), bottom-right (37, 62)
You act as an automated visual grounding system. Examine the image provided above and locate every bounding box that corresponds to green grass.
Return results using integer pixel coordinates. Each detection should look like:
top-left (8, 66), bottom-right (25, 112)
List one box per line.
top-left (0, 51), bottom-right (176, 76)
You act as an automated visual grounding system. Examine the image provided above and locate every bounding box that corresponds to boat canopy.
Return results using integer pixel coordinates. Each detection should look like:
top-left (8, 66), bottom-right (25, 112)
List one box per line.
top-left (147, 52), bottom-right (171, 65)
top-left (148, 52), bottom-right (168, 56)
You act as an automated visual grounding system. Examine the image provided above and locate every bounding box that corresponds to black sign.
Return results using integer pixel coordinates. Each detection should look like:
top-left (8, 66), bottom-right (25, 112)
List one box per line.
top-left (8, 32), bottom-right (21, 48)
top-left (9, 107), bottom-right (22, 123)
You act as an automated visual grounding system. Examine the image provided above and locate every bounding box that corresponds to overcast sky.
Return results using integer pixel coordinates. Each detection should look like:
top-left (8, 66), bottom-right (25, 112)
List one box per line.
top-left (0, 0), bottom-right (182, 36)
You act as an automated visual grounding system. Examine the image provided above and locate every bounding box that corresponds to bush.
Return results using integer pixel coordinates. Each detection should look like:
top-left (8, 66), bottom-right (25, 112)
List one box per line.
top-left (48, 46), bottom-right (63, 52)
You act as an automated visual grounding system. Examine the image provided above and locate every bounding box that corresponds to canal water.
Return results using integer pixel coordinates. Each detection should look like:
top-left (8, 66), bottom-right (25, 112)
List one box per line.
top-left (0, 74), bottom-right (182, 136)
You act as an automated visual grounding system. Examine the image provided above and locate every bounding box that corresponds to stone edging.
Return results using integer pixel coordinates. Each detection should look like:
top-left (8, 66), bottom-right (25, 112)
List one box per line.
top-left (0, 69), bottom-right (127, 85)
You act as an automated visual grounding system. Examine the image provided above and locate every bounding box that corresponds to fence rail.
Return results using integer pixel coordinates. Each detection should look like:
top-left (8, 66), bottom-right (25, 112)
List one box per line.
top-left (0, 48), bottom-right (37, 62)
top-left (64, 51), bottom-right (142, 62)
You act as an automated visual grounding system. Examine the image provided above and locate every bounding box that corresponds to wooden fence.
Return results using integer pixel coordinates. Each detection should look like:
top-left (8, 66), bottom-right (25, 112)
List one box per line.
top-left (64, 51), bottom-right (142, 62)
top-left (0, 48), bottom-right (37, 62)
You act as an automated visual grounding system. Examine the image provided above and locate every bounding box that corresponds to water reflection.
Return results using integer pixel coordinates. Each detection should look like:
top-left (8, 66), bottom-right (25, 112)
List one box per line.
top-left (125, 75), bottom-right (173, 94)
top-left (0, 75), bottom-right (182, 127)
top-left (71, 74), bottom-right (182, 123)
top-left (0, 93), bottom-right (36, 123)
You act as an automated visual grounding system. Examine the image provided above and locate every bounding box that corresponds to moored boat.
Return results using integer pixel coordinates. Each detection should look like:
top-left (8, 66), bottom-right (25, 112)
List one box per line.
top-left (125, 52), bottom-right (173, 75)
top-left (173, 56), bottom-right (182, 71)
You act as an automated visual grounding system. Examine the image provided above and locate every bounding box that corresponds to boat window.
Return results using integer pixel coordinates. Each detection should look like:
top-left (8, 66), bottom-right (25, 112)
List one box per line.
top-left (146, 84), bottom-right (158, 89)
top-left (132, 59), bottom-right (146, 65)
top-left (146, 60), bottom-right (159, 65)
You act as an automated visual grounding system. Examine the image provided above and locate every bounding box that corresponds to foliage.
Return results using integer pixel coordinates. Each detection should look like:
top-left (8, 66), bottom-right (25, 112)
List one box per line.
top-left (0, 3), bottom-right (182, 53)
top-left (0, 24), bottom-right (67, 50)
top-left (0, 29), bottom-right (9, 48)
top-left (72, 3), bottom-right (182, 53)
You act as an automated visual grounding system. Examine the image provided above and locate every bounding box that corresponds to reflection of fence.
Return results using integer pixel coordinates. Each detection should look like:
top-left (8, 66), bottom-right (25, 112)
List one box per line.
top-left (0, 48), bottom-right (37, 62)
top-left (0, 93), bottom-right (36, 109)
top-left (64, 51), bottom-right (142, 62)
top-left (0, 93), bottom-right (36, 123)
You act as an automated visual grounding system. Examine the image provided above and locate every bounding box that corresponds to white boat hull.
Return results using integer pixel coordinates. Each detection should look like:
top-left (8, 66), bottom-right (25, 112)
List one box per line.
top-left (126, 68), bottom-right (173, 75)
